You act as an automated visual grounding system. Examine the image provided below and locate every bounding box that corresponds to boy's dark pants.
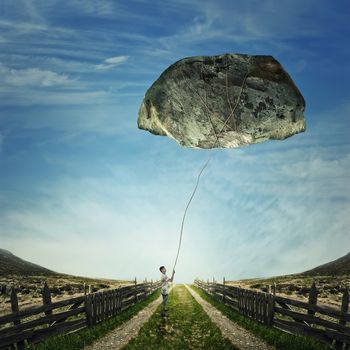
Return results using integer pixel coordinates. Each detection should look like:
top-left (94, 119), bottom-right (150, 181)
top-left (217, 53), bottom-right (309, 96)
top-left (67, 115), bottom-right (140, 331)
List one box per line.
top-left (162, 293), bottom-right (168, 311)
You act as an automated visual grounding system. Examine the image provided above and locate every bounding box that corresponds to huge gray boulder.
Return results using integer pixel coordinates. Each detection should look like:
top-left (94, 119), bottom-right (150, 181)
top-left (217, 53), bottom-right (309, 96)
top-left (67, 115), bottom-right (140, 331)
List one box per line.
top-left (138, 53), bottom-right (306, 149)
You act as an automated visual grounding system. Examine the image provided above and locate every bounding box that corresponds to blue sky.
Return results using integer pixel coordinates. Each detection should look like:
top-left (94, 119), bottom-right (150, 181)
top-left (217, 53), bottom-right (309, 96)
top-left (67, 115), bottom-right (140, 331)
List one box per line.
top-left (0, 0), bottom-right (349, 282)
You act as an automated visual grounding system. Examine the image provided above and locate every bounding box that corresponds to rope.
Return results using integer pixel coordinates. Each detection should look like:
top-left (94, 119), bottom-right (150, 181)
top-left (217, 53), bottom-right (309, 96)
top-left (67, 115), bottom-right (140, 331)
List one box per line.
top-left (172, 158), bottom-right (211, 272)
top-left (171, 57), bottom-right (252, 274)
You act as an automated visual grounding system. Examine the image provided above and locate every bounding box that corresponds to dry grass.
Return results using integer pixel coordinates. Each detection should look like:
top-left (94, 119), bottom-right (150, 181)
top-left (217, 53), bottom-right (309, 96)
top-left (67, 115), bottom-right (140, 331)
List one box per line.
top-left (226, 274), bottom-right (350, 309)
top-left (0, 274), bottom-right (132, 316)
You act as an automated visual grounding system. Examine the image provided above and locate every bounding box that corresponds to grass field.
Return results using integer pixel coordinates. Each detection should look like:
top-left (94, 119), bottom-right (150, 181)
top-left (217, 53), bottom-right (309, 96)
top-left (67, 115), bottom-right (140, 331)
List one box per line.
top-left (123, 284), bottom-right (236, 350)
top-left (190, 285), bottom-right (329, 350)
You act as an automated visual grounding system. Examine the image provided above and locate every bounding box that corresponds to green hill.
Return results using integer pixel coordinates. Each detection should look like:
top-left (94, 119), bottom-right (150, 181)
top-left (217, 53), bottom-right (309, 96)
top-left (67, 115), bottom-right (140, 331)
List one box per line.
top-left (0, 248), bottom-right (57, 276)
top-left (301, 251), bottom-right (350, 276)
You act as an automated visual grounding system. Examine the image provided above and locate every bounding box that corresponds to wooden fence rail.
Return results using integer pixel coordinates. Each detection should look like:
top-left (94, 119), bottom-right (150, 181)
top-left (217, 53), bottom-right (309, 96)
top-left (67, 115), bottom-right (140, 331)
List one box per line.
top-left (0, 280), bottom-right (161, 350)
top-left (194, 279), bottom-right (350, 349)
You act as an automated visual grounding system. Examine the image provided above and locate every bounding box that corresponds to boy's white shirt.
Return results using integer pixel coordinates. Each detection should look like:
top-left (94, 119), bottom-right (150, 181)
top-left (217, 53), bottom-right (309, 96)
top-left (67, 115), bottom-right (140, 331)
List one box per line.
top-left (161, 272), bottom-right (170, 294)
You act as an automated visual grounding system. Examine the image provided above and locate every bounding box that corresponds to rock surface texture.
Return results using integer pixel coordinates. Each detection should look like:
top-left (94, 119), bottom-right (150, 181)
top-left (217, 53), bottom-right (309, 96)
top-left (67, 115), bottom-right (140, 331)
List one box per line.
top-left (138, 53), bottom-right (306, 149)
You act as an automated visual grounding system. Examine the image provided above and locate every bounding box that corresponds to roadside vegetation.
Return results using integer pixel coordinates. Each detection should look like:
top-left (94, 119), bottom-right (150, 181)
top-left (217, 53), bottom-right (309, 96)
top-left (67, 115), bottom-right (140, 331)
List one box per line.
top-left (227, 275), bottom-right (349, 308)
top-left (190, 285), bottom-right (329, 350)
top-left (28, 290), bottom-right (161, 350)
top-left (0, 273), bottom-right (131, 316)
top-left (124, 284), bottom-right (237, 350)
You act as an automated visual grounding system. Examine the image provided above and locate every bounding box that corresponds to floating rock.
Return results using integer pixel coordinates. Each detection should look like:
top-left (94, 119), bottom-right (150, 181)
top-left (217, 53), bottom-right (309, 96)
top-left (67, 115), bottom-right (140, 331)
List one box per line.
top-left (138, 53), bottom-right (306, 149)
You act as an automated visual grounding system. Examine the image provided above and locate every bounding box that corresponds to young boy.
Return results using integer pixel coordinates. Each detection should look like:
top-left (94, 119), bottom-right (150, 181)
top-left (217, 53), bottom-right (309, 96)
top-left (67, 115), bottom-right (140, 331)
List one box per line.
top-left (159, 266), bottom-right (175, 316)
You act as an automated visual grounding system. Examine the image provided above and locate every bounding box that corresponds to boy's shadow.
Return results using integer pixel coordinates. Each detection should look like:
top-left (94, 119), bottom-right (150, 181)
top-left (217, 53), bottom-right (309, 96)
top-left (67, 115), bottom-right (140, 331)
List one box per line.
top-left (157, 312), bottom-right (171, 336)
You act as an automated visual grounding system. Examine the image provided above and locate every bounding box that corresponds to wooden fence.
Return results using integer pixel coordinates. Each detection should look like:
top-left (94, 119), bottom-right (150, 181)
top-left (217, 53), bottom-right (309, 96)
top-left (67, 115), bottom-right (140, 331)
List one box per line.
top-left (0, 280), bottom-right (161, 350)
top-left (195, 279), bottom-right (350, 349)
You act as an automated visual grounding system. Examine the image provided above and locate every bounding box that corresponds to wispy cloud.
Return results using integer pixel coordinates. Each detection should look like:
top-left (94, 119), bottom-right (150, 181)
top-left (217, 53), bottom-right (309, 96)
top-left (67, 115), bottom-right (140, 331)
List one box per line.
top-left (0, 0), bottom-right (330, 108)
top-left (0, 167), bottom-right (192, 278)
top-left (96, 55), bottom-right (129, 70)
top-left (0, 64), bottom-right (74, 87)
top-left (0, 54), bottom-right (130, 74)
top-left (0, 53), bottom-right (132, 105)
top-left (0, 0), bottom-right (349, 282)
top-left (0, 87), bottom-right (109, 106)
top-left (0, 61), bottom-right (111, 106)
top-left (67, 0), bottom-right (116, 17)
top-left (1, 108), bottom-right (349, 280)
top-left (0, 132), bottom-right (3, 154)
top-left (0, 18), bottom-right (75, 38)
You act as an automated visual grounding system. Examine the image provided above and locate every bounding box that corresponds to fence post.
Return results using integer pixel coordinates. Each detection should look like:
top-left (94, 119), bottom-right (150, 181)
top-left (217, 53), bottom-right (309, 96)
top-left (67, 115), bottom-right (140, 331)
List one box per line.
top-left (307, 281), bottom-right (318, 323)
top-left (101, 291), bottom-right (106, 320)
top-left (85, 294), bottom-right (92, 326)
top-left (134, 277), bottom-right (138, 305)
top-left (11, 287), bottom-right (25, 350)
top-left (266, 285), bottom-right (271, 294)
top-left (267, 291), bottom-right (275, 326)
top-left (92, 292), bottom-right (97, 324)
top-left (115, 287), bottom-right (120, 315)
top-left (83, 283), bottom-right (87, 296)
top-left (113, 289), bottom-right (117, 315)
top-left (10, 287), bottom-right (19, 319)
top-left (272, 282), bottom-right (276, 297)
top-left (222, 277), bottom-right (226, 304)
top-left (42, 282), bottom-right (52, 316)
top-left (335, 287), bottom-right (349, 350)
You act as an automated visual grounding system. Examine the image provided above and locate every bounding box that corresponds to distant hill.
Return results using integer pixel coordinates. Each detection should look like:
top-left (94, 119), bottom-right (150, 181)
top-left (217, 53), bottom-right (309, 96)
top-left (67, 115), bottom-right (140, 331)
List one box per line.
top-left (0, 248), bottom-right (57, 276)
top-left (301, 252), bottom-right (350, 276)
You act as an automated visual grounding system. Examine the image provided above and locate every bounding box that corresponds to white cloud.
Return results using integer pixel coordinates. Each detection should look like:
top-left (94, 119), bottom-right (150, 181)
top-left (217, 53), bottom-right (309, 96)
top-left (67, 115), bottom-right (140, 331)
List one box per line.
top-left (104, 56), bottom-right (128, 65)
top-left (0, 64), bottom-right (74, 87)
top-left (96, 55), bottom-right (129, 71)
